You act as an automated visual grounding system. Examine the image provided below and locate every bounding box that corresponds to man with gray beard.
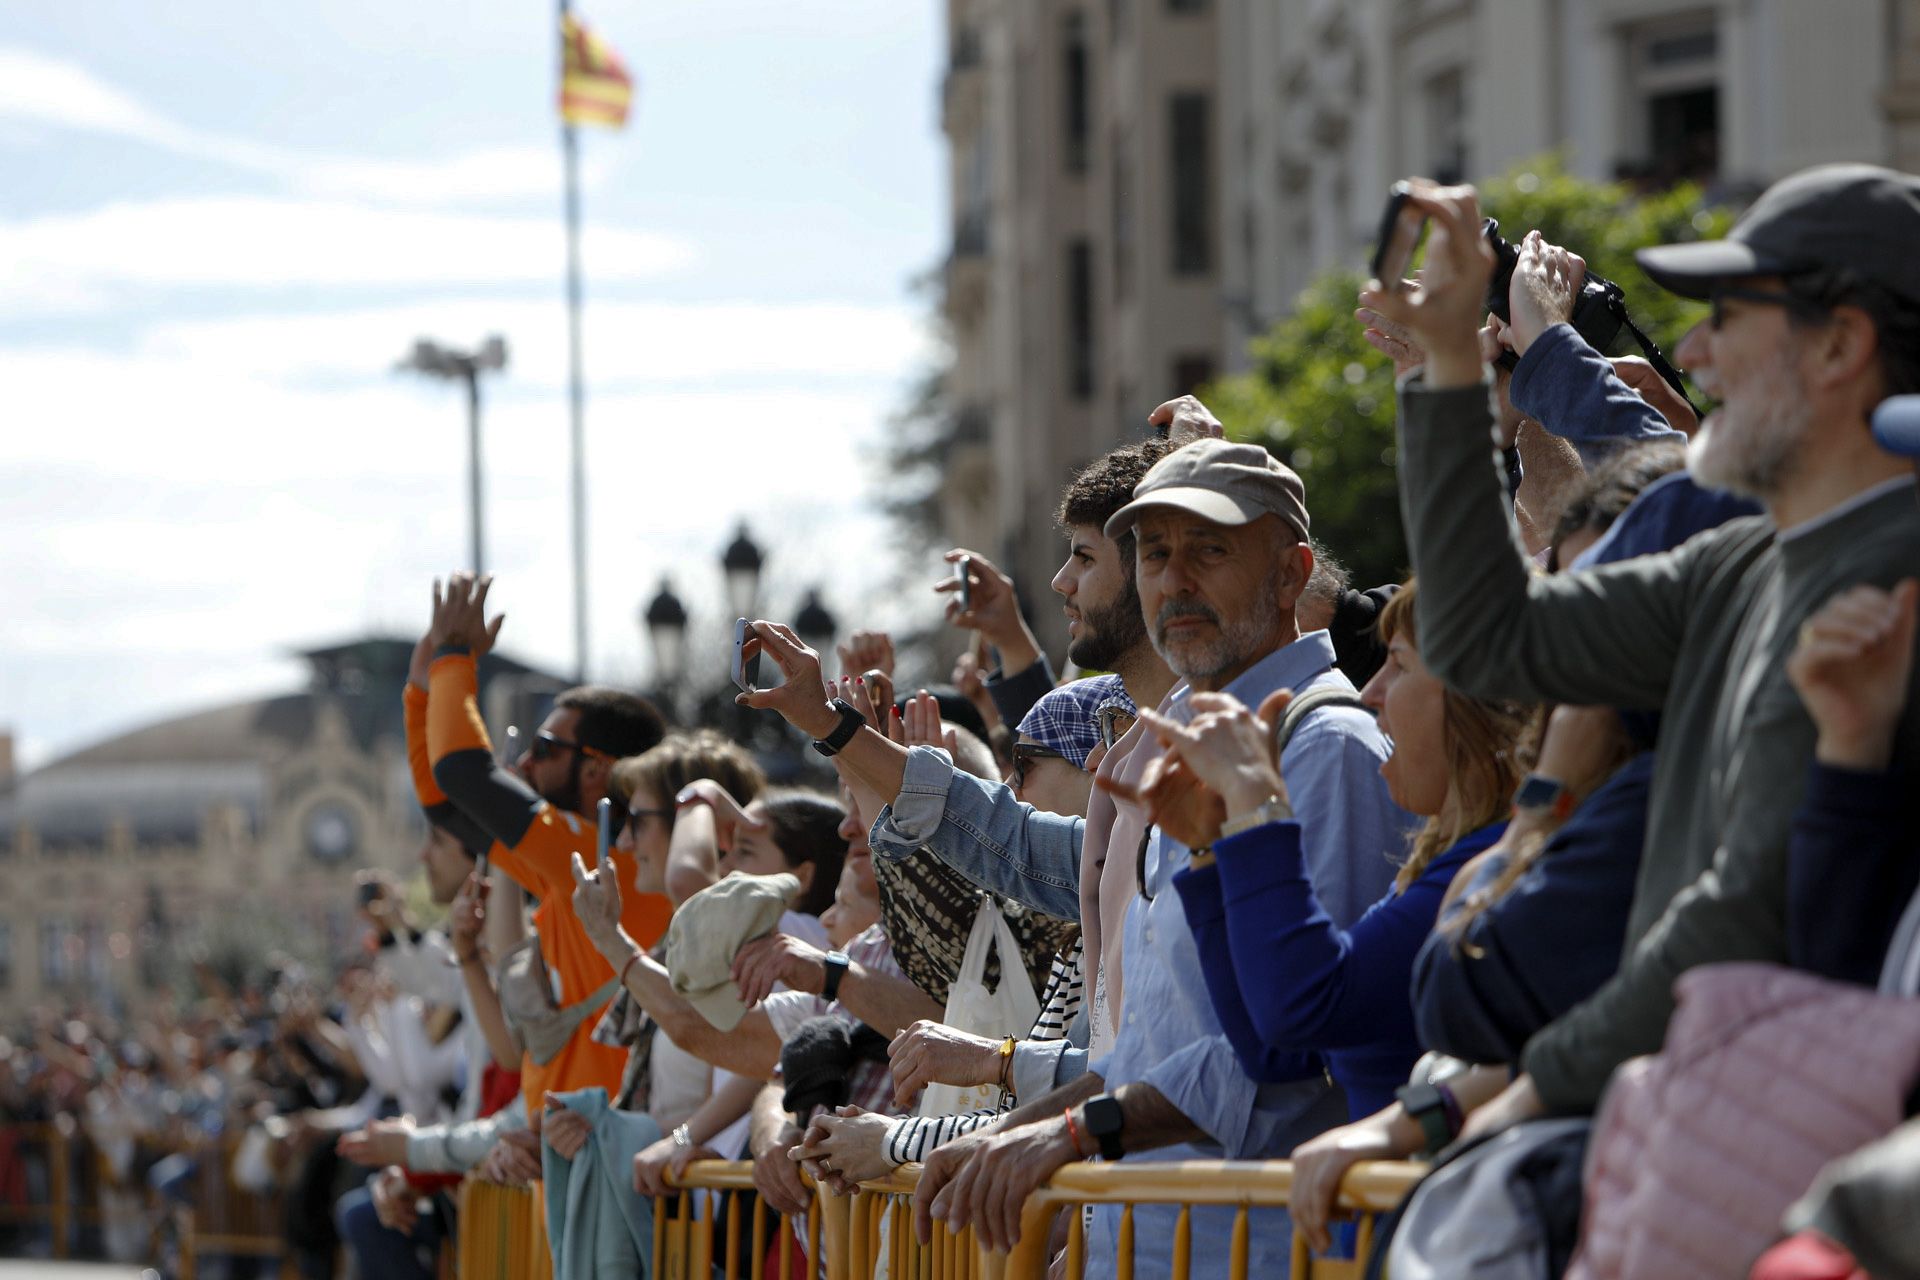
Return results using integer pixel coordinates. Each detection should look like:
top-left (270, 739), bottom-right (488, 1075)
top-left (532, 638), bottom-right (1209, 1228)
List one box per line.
top-left (1370, 164), bottom-right (1920, 1133)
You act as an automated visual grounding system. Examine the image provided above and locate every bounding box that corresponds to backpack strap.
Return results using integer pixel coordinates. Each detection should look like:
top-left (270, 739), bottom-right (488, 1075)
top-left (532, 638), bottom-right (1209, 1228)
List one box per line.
top-left (1274, 686), bottom-right (1370, 756)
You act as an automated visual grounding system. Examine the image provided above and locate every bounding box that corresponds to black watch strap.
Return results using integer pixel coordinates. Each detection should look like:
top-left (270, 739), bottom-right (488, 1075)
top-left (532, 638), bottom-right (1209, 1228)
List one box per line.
top-left (811, 698), bottom-right (867, 757)
top-left (820, 951), bottom-right (851, 1002)
top-left (1395, 1081), bottom-right (1453, 1154)
top-left (1082, 1093), bottom-right (1125, 1162)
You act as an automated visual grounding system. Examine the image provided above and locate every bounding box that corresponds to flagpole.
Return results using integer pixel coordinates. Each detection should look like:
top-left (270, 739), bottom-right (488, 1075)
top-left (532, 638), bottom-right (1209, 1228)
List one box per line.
top-left (560, 0), bottom-right (589, 683)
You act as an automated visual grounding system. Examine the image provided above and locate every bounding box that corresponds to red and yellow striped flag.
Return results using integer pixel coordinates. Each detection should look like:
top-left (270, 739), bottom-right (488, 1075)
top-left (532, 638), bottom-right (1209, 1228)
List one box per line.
top-left (560, 13), bottom-right (633, 128)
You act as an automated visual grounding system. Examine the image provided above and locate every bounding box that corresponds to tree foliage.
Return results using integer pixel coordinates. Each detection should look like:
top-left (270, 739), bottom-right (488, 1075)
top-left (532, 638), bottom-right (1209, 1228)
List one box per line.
top-left (1205, 155), bottom-right (1736, 588)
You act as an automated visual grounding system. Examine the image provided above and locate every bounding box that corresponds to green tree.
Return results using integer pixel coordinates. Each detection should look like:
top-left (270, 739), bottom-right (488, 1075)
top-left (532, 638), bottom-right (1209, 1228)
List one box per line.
top-left (1205, 155), bottom-right (1736, 588)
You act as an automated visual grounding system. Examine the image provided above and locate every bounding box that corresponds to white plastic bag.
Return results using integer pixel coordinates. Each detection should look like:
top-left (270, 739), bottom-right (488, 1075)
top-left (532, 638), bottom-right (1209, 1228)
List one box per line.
top-left (916, 898), bottom-right (1041, 1117)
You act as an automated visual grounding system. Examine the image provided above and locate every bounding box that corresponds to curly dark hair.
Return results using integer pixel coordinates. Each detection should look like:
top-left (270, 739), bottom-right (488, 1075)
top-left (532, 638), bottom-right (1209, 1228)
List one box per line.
top-left (1055, 436), bottom-right (1175, 563)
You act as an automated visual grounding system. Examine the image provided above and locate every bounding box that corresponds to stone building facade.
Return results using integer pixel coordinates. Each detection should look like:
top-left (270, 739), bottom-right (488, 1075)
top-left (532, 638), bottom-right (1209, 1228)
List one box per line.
top-left (0, 640), bottom-right (563, 1020)
top-left (941, 0), bottom-right (1906, 656)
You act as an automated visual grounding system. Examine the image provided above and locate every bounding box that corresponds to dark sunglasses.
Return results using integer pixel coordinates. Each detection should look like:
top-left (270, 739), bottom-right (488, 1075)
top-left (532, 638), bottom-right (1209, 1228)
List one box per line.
top-left (1097, 705), bottom-right (1136, 751)
top-left (529, 729), bottom-right (614, 763)
top-left (1010, 742), bottom-right (1068, 790)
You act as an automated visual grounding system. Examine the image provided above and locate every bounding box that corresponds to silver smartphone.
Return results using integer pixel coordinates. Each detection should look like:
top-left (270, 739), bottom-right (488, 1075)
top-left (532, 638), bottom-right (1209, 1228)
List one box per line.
top-left (732, 617), bottom-right (761, 693)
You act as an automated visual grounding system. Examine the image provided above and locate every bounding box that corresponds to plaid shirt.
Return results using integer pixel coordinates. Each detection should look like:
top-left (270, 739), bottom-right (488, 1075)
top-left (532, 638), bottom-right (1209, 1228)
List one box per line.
top-left (1017, 675), bottom-right (1133, 769)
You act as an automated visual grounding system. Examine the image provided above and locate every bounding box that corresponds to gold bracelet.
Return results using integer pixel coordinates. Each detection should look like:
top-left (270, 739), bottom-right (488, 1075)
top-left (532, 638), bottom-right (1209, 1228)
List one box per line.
top-left (996, 1036), bottom-right (1016, 1092)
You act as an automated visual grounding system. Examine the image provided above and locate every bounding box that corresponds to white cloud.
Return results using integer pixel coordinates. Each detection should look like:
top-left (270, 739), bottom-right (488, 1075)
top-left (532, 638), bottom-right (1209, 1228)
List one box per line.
top-left (0, 197), bottom-right (694, 313)
top-left (0, 46), bottom-right (604, 206)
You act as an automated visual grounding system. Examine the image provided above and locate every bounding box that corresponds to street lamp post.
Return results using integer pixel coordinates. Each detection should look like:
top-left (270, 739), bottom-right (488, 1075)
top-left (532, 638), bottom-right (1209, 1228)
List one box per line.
top-left (721, 524), bottom-right (766, 622)
top-left (643, 579), bottom-right (690, 715)
top-left (795, 588), bottom-right (838, 658)
top-left (397, 336), bottom-right (508, 577)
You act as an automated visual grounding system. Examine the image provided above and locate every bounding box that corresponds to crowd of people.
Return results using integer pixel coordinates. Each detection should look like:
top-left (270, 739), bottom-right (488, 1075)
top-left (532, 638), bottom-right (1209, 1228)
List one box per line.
top-left (14, 159), bottom-right (1920, 1280)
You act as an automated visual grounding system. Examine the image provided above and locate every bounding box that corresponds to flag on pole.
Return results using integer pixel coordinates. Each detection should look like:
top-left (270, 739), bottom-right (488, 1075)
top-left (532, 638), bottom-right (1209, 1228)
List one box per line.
top-left (560, 13), bottom-right (633, 128)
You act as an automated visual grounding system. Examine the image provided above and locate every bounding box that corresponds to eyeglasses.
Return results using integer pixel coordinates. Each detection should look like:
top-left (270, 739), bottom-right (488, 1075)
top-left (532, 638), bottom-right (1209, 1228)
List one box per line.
top-left (1097, 705), bottom-right (1136, 751)
top-left (624, 806), bottom-right (671, 838)
top-left (1707, 287), bottom-right (1825, 330)
top-left (1010, 742), bottom-right (1068, 790)
top-left (528, 730), bottom-right (614, 763)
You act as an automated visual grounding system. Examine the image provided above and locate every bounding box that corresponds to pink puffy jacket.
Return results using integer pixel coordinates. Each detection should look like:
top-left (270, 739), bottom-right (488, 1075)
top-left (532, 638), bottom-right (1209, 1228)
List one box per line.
top-left (1570, 963), bottom-right (1920, 1280)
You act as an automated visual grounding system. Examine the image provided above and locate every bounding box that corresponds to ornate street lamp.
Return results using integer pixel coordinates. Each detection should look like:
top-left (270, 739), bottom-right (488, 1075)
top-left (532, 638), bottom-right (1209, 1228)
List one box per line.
top-left (721, 524), bottom-right (765, 622)
top-left (643, 579), bottom-right (690, 692)
top-left (794, 588), bottom-right (838, 657)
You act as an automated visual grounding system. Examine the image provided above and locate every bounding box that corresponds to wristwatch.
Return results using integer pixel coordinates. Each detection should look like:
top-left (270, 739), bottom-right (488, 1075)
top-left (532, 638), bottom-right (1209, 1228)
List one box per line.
top-left (811, 698), bottom-right (867, 758)
top-left (1512, 773), bottom-right (1576, 822)
top-left (1219, 795), bottom-right (1293, 840)
top-left (820, 950), bottom-right (851, 1001)
top-left (1395, 1081), bottom-right (1456, 1155)
top-left (1081, 1093), bottom-right (1126, 1162)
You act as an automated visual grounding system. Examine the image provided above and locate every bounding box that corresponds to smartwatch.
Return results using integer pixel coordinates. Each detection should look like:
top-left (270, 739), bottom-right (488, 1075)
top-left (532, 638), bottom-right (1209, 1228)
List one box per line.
top-left (1081, 1093), bottom-right (1125, 1161)
top-left (1395, 1081), bottom-right (1457, 1155)
top-left (820, 950), bottom-right (851, 1001)
top-left (811, 698), bottom-right (867, 758)
top-left (1512, 773), bottom-right (1576, 822)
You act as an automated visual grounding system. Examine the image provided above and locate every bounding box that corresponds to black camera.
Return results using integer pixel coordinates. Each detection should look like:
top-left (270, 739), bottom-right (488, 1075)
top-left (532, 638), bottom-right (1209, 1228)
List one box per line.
top-left (1481, 218), bottom-right (1690, 406)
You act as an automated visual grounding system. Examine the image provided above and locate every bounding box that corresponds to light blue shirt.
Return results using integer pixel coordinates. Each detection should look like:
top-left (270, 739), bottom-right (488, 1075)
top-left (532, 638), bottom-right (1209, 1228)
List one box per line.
top-left (876, 632), bottom-right (1415, 1278)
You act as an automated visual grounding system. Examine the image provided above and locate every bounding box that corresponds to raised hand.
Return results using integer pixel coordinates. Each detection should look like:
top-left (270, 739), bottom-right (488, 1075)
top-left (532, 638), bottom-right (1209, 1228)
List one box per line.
top-left (836, 629), bottom-right (897, 680)
top-left (900, 690), bottom-right (951, 752)
top-left (735, 621), bottom-right (841, 740)
top-left (1787, 579), bottom-right (1920, 770)
top-left (934, 550), bottom-right (1034, 658)
top-left (1148, 394), bottom-right (1225, 445)
top-left (1505, 230), bottom-right (1587, 356)
top-left (674, 779), bottom-right (767, 847)
top-left (1356, 287), bottom-right (1428, 377)
top-left (570, 848), bottom-right (630, 966)
top-left (1362, 180), bottom-right (1497, 387)
top-left (449, 872), bottom-right (488, 961)
top-left (428, 573), bottom-right (506, 657)
top-left (1097, 690), bottom-right (1294, 849)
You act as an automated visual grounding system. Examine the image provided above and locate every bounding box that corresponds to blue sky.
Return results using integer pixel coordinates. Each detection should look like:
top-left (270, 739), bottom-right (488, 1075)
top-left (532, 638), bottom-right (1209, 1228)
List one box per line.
top-left (0, 1), bottom-right (947, 768)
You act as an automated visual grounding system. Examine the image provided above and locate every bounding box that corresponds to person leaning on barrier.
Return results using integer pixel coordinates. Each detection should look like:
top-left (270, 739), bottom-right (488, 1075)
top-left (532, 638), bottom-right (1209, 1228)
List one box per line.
top-left (1368, 164), bottom-right (1920, 1137)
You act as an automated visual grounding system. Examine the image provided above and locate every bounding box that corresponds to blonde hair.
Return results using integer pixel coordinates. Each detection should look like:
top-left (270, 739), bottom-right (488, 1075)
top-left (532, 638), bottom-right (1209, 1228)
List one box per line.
top-left (1376, 581), bottom-right (1536, 892)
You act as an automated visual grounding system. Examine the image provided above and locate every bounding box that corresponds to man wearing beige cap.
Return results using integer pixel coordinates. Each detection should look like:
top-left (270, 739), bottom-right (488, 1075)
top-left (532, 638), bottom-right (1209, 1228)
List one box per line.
top-left (736, 436), bottom-right (1413, 1275)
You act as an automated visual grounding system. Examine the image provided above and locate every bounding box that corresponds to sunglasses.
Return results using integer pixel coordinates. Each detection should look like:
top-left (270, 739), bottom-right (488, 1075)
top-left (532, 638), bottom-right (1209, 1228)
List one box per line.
top-left (1707, 286), bottom-right (1825, 331)
top-left (1010, 742), bottom-right (1068, 790)
top-left (1096, 705), bottom-right (1136, 751)
top-left (528, 729), bottom-right (614, 764)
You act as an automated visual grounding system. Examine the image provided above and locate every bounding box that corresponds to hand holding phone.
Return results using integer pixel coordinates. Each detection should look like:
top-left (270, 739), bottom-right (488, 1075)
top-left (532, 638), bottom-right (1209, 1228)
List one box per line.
top-left (596, 797), bottom-right (612, 866)
top-left (732, 618), bottom-right (761, 693)
top-left (1370, 182), bottom-right (1426, 291)
top-left (954, 555), bottom-right (974, 614)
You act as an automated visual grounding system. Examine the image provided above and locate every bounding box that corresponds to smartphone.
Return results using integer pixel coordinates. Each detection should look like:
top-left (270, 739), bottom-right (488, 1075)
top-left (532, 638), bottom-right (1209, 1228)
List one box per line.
top-left (1370, 182), bottom-right (1426, 288)
top-left (955, 555), bottom-right (973, 613)
top-left (732, 617), bottom-right (760, 693)
top-left (596, 797), bottom-right (612, 866)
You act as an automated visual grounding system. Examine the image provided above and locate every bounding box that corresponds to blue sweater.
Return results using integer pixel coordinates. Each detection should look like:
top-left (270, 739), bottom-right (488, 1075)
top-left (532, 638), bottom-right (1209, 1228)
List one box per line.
top-left (1410, 752), bottom-right (1654, 1065)
top-left (1174, 819), bottom-right (1505, 1120)
top-left (1787, 760), bottom-right (1920, 986)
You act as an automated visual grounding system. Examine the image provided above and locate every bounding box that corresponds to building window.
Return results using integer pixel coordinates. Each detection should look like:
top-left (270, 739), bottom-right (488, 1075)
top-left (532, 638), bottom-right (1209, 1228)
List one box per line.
top-left (1067, 239), bottom-right (1095, 399)
top-left (1622, 19), bottom-right (1720, 187)
top-left (1062, 12), bottom-right (1091, 175)
top-left (1172, 355), bottom-right (1216, 396)
top-left (1424, 69), bottom-right (1468, 185)
top-left (1169, 92), bottom-right (1213, 275)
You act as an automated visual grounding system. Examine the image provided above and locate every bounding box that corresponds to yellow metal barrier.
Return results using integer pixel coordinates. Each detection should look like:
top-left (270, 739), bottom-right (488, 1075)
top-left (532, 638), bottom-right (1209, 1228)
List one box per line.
top-left (653, 1157), bottom-right (1422, 1280)
top-left (651, 1159), bottom-right (839, 1280)
top-left (456, 1178), bottom-right (553, 1280)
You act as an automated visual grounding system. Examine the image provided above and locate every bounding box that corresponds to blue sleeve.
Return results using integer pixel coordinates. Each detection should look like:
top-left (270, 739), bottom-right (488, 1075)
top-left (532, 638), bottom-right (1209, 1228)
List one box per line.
top-left (1190, 822), bottom-right (1449, 1053)
top-left (870, 746), bottom-right (1085, 920)
top-left (984, 655), bottom-right (1057, 729)
top-left (1171, 860), bottom-right (1313, 1079)
top-left (1412, 753), bottom-right (1652, 1063)
top-left (1508, 322), bottom-right (1687, 469)
top-left (1788, 761), bottom-right (1920, 984)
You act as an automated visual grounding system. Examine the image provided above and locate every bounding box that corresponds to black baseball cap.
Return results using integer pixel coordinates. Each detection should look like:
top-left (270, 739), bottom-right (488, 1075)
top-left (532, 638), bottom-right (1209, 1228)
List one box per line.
top-left (1636, 164), bottom-right (1920, 305)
